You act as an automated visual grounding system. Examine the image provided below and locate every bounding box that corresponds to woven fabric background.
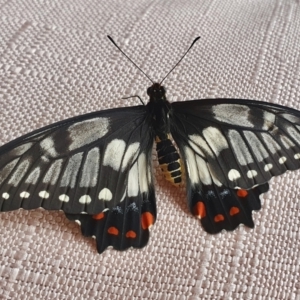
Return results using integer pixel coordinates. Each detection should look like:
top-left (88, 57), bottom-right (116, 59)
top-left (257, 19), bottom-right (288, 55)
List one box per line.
top-left (0, 0), bottom-right (300, 299)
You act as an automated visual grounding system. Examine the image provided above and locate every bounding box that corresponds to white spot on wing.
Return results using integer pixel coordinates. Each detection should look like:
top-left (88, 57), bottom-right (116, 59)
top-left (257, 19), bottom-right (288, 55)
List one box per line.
top-left (12, 143), bottom-right (33, 155)
top-left (228, 169), bottom-right (241, 181)
top-left (212, 104), bottom-right (254, 127)
top-left (68, 118), bottom-right (110, 151)
top-left (264, 164), bottom-right (273, 171)
top-left (103, 139), bottom-right (126, 171)
top-left (25, 167), bottom-right (41, 184)
top-left (280, 135), bottom-right (295, 149)
top-left (184, 146), bottom-right (199, 184)
top-left (188, 135), bottom-right (207, 156)
top-left (98, 188), bottom-right (113, 201)
top-left (287, 127), bottom-right (300, 142)
top-left (43, 159), bottom-right (63, 185)
top-left (60, 153), bottom-right (83, 188)
top-left (75, 220), bottom-right (81, 226)
top-left (279, 156), bottom-right (287, 164)
top-left (41, 156), bottom-right (50, 163)
top-left (294, 153), bottom-right (300, 159)
top-left (20, 191), bottom-right (30, 198)
top-left (196, 156), bottom-right (212, 185)
top-left (244, 131), bottom-right (269, 162)
top-left (8, 159), bottom-right (30, 186)
top-left (247, 170), bottom-right (258, 178)
top-left (120, 191), bottom-right (126, 202)
top-left (137, 153), bottom-right (149, 193)
top-left (184, 146), bottom-right (212, 185)
top-left (0, 158), bottom-right (20, 184)
top-left (281, 114), bottom-right (300, 123)
top-left (262, 111), bottom-right (276, 130)
top-left (2, 193), bottom-right (9, 200)
top-left (127, 161), bottom-right (139, 197)
top-left (121, 142), bottom-right (140, 171)
top-left (79, 195), bottom-right (92, 204)
top-left (80, 147), bottom-right (100, 187)
top-left (39, 191), bottom-right (49, 199)
top-left (59, 194), bottom-right (69, 202)
top-left (261, 133), bottom-right (281, 154)
top-left (228, 130), bottom-right (253, 165)
top-left (202, 127), bottom-right (228, 156)
top-left (210, 172), bottom-right (223, 187)
top-left (40, 137), bottom-right (59, 158)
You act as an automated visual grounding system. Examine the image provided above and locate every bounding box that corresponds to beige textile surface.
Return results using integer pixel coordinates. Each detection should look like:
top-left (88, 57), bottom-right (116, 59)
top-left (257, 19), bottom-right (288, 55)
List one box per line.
top-left (0, 0), bottom-right (300, 299)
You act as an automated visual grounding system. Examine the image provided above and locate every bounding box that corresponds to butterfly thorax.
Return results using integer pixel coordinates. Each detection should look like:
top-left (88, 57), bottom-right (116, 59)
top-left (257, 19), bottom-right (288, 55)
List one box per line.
top-left (147, 83), bottom-right (182, 186)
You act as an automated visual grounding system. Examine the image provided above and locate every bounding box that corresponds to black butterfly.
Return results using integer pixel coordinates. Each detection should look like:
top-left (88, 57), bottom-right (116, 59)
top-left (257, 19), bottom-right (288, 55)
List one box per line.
top-left (1, 37), bottom-right (300, 253)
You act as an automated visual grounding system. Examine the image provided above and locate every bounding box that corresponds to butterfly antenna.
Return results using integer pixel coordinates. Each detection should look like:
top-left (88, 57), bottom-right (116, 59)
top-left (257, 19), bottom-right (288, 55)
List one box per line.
top-left (160, 36), bottom-right (200, 85)
top-left (107, 35), bottom-right (154, 84)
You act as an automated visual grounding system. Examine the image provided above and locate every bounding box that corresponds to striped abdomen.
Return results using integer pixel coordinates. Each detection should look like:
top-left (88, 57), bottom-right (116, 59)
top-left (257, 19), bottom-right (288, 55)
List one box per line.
top-left (156, 136), bottom-right (182, 186)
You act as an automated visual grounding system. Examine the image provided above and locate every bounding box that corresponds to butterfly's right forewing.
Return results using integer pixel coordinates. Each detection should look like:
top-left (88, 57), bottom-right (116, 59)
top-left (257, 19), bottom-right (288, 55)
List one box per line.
top-left (171, 99), bottom-right (300, 190)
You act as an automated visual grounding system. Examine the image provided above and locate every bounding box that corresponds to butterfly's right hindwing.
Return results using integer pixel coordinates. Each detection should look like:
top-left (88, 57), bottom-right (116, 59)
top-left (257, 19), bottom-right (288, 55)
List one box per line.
top-left (0, 106), bottom-right (155, 216)
top-left (189, 181), bottom-right (269, 233)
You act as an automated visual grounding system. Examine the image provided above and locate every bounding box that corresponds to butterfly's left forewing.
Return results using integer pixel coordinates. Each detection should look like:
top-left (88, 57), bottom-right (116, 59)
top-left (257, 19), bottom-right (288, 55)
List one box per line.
top-left (0, 105), bottom-right (155, 214)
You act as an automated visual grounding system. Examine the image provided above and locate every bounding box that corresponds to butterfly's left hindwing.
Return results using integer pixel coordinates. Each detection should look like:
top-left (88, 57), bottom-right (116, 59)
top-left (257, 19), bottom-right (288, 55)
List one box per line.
top-left (65, 184), bottom-right (156, 253)
top-left (0, 106), bottom-right (155, 217)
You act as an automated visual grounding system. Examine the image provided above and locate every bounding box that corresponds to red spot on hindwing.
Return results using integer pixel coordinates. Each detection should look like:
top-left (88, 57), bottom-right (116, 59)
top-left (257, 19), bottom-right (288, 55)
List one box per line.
top-left (193, 201), bottom-right (206, 218)
top-left (141, 212), bottom-right (154, 230)
top-left (92, 212), bottom-right (105, 220)
top-left (230, 206), bottom-right (240, 216)
top-left (214, 214), bottom-right (225, 222)
top-left (108, 227), bottom-right (119, 235)
top-left (126, 231), bottom-right (137, 238)
top-left (237, 189), bottom-right (248, 198)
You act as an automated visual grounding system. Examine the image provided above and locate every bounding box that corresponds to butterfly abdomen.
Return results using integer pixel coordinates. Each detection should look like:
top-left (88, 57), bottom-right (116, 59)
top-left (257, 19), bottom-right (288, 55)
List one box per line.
top-left (156, 136), bottom-right (182, 186)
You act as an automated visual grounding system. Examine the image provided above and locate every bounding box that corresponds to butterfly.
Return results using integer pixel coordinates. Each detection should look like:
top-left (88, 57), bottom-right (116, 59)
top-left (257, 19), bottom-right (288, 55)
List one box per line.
top-left (1, 36), bottom-right (300, 253)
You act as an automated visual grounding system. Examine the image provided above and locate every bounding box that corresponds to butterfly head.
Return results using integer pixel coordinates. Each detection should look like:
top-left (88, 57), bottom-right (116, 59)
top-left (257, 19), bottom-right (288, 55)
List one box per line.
top-left (147, 83), bottom-right (166, 102)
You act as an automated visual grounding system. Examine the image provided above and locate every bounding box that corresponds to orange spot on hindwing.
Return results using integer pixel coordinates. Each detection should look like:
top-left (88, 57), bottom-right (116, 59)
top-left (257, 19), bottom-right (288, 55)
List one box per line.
top-left (193, 201), bottom-right (206, 218)
top-left (141, 212), bottom-right (154, 230)
top-left (230, 206), bottom-right (240, 216)
top-left (108, 227), bottom-right (119, 236)
top-left (92, 212), bottom-right (105, 220)
top-left (126, 231), bottom-right (137, 238)
top-left (237, 189), bottom-right (248, 198)
top-left (214, 214), bottom-right (225, 222)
